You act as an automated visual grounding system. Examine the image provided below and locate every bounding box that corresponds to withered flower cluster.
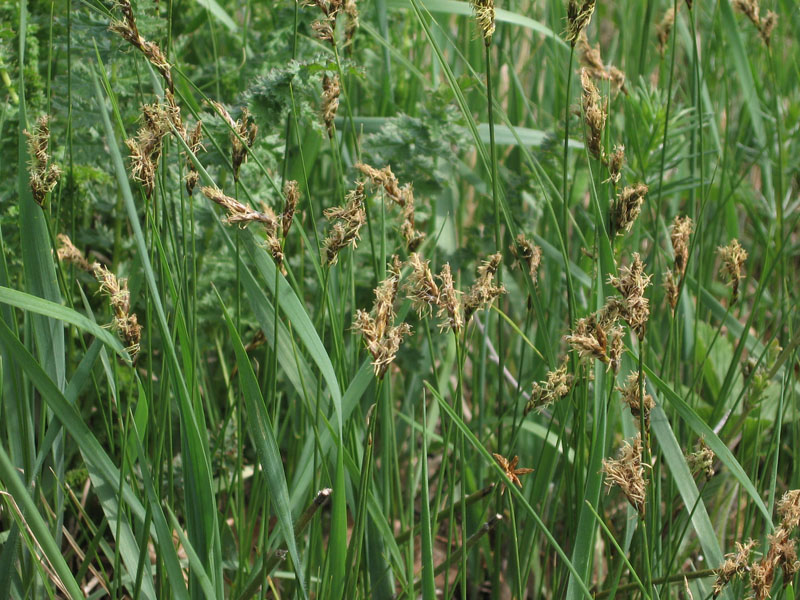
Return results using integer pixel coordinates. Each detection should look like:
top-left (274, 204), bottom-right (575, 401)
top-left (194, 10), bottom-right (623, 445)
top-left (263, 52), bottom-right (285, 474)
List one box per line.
top-left (126, 98), bottom-right (183, 197)
top-left (201, 182), bottom-right (300, 267)
top-left (618, 371), bottom-right (655, 430)
top-left (322, 75), bottom-right (340, 137)
top-left (656, 7), bottom-right (677, 55)
top-left (565, 0), bottom-right (597, 45)
top-left (470, 0), bottom-right (496, 45)
top-left (93, 263), bottom-right (143, 358)
top-left (612, 183), bottom-right (648, 236)
top-left (564, 308), bottom-right (624, 371)
top-left (713, 490), bottom-right (800, 598)
top-left (353, 257), bottom-right (412, 378)
top-left (323, 181), bottom-right (367, 265)
top-left (664, 215), bottom-right (693, 311)
top-left (511, 233), bottom-right (543, 283)
top-left (602, 433), bottom-right (648, 515)
top-left (580, 68), bottom-right (606, 162)
top-left (525, 359), bottom-right (572, 415)
top-left (608, 252), bottom-right (652, 340)
top-left (463, 253), bottom-right (506, 323)
top-left (686, 437), bottom-right (715, 480)
top-left (184, 121), bottom-right (204, 195)
top-left (717, 238), bottom-right (747, 303)
top-left (211, 102), bottom-right (258, 181)
top-left (356, 162), bottom-right (426, 250)
top-left (24, 115), bottom-right (61, 206)
top-left (733, 0), bottom-right (778, 46)
top-left (56, 234), bottom-right (91, 273)
top-left (110, 0), bottom-right (173, 92)
top-left (492, 454), bottom-right (533, 492)
top-left (578, 33), bottom-right (626, 96)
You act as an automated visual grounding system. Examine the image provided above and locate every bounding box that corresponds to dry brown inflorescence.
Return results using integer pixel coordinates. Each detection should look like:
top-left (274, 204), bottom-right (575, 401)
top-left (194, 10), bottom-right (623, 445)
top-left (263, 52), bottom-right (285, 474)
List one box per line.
top-left (602, 433), bottom-right (648, 515)
top-left (25, 115), bottom-right (61, 206)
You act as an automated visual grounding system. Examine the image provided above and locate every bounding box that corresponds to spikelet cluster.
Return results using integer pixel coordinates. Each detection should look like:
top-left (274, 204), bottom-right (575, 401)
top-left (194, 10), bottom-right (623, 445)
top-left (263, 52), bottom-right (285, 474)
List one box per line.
top-left (608, 252), bottom-right (652, 340)
top-left (184, 121), bottom-right (204, 195)
top-left (24, 115), bottom-right (61, 206)
top-left (356, 162), bottom-right (426, 249)
top-left (404, 253), bottom-right (440, 317)
top-left (344, 0), bottom-right (359, 44)
top-left (126, 99), bottom-right (183, 197)
top-left (511, 234), bottom-right (543, 283)
top-left (686, 437), bottom-right (715, 480)
top-left (580, 68), bottom-right (606, 161)
top-left (436, 264), bottom-right (463, 332)
top-left (564, 310), bottom-right (624, 371)
top-left (470, 0), bottom-right (496, 45)
top-left (463, 253), bottom-right (506, 323)
top-left (605, 145), bottom-right (625, 186)
top-left (306, 0), bottom-right (343, 46)
top-left (602, 433), bottom-right (648, 515)
top-left (578, 33), bottom-right (626, 96)
top-left (525, 360), bottom-right (572, 415)
top-left (56, 234), bottom-right (91, 272)
top-left (211, 102), bottom-right (258, 180)
top-left (733, 0), bottom-right (778, 46)
top-left (353, 257), bottom-right (412, 378)
top-left (618, 371), bottom-right (655, 429)
top-left (664, 215), bottom-right (693, 311)
top-left (717, 239), bottom-right (747, 303)
top-left (93, 263), bottom-right (142, 358)
top-left (612, 183), bottom-right (648, 236)
top-left (656, 7), bottom-right (677, 55)
top-left (323, 181), bottom-right (367, 265)
top-left (109, 0), bottom-right (173, 92)
top-left (322, 75), bottom-right (340, 137)
top-left (565, 0), bottom-right (597, 45)
top-left (492, 454), bottom-right (533, 491)
top-left (713, 540), bottom-right (756, 596)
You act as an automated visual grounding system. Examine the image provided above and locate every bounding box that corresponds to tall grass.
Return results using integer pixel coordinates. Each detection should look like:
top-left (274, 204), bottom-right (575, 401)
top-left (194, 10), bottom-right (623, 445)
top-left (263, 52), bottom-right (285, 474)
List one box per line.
top-left (1, 0), bottom-right (799, 598)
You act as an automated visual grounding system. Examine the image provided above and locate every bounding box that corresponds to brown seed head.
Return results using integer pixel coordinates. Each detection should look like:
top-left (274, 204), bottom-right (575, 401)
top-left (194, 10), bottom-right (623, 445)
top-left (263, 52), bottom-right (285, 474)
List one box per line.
top-left (618, 371), bottom-right (655, 429)
top-left (605, 144), bottom-right (625, 186)
top-left (25, 115), bottom-right (62, 205)
top-left (322, 75), bottom-right (340, 137)
top-left (344, 0), bottom-right (359, 43)
top-left (56, 234), bottom-right (92, 272)
top-left (492, 454), bottom-right (533, 491)
top-left (777, 490), bottom-right (800, 530)
top-left (93, 263), bottom-right (142, 357)
top-left (717, 239), bottom-right (747, 302)
top-left (580, 68), bottom-right (606, 161)
top-left (201, 186), bottom-right (279, 234)
top-left (713, 539), bottom-right (756, 597)
top-left (463, 252), bottom-right (506, 323)
top-left (405, 253), bottom-right (440, 317)
top-left (686, 437), bottom-right (715, 479)
top-left (602, 433), bottom-right (648, 515)
top-left (282, 180), bottom-right (301, 238)
top-left (656, 7), bottom-right (677, 55)
top-left (512, 234), bottom-right (543, 283)
top-left (526, 359), bottom-right (573, 414)
top-left (184, 120), bottom-right (204, 196)
top-left (565, 0), bottom-right (597, 45)
top-left (608, 253), bottom-right (652, 340)
top-left (355, 162), bottom-right (404, 205)
top-left (613, 183), bottom-right (648, 235)
top-left (323, 181), bottom-right (367, 265)
top-left (436, 263), bottom-right (464, 332)
top-left (399, 184), bottom-right (426, 250)
top-left (110, 0), bottom-right (173, 92)
top-left (670, 215), bottom-right (693, 277)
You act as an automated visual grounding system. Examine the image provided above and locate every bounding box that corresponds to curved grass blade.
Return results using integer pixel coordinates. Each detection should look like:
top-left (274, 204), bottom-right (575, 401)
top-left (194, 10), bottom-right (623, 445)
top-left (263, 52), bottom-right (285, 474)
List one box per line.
top-left (0, 286), bottom-right (129, 362)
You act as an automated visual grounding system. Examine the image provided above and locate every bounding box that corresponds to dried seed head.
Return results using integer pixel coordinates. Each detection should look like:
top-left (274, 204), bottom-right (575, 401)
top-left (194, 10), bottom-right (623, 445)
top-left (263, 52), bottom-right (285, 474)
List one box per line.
top-left (605, 144), bottom-right (625, 186)
top-left (344, 0), bottom-right (359, 43)
top-left (565, 0), bottom-right (597, 45)
top-left (353, 257), bottom-right (412, 378)
top-left (777, 490), bottom-right (800, 530)
top-left (322, 75), bottom-right (340, 137)
top-left (56, 234), bottom-right (92, 272)
top-left (512, 234), bottom-right (543, 283)
top-left (670, 215), bottom-right (693, 277)
top-left (564, 315), bottom-right (609, 364)
top-left (664, 270), bottom-right (679, 312)
top-left (399, 185), bottom-right (426, 251)
top-left (734, 0), bottom-right (777, 46)
top-left (492, 454), bottom-right (533, 492)
top-left (126, 101), bottom-right (182, 197)
top-left (656, 7), bottom-right (677, 56)
top-left (618, 371), bottom-right (655, 429)
top-left (717, 239), bottom-right (747, 302)
top-left (608, 253), bottom-right (652, 340)
top-left (436, 263), bottom-right (463, 332)
top-left (93, 263), bottom-right (142, 358)
top-left (526, 359), bottom-right (573, 414)
top-left (282, 180), bottom-right (300, 238)
top-left (760, 10), bottom-right (777, 45)
top-left (405, 253), bottom-right (440, 317)
top-left (355, 162), bottom-right (403, 205)
top-left (463, 252), bottom-right (506, 323)
top-left (602, 434), bottom-right (647, 515)
top-left (578, 33), bottom-right (627, 96)
top-left (470, 0), bottom-right (496, 44)
top-left (25, 115), bottom-right (61, 206)
top-left (201, 186), bottom-right (279, 233)
top-left (750, 526), bottom-right (800, 600)
top-left (232, 108), bottom-right (258, 180)
top-left (110, 0), bottom-right (173, 92)
top-left (580, 68), bottom-right (606, 161)
top-left (713, 539), bottom-right (756, 597)
top-left (613, 183), bottom-right (648, 235)
top-left (686, 437), bottom-right (715, 479)
top-left (184, 120), bottom-right (204, 196)
top-left (323, 181), bottom-right (367, 265)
